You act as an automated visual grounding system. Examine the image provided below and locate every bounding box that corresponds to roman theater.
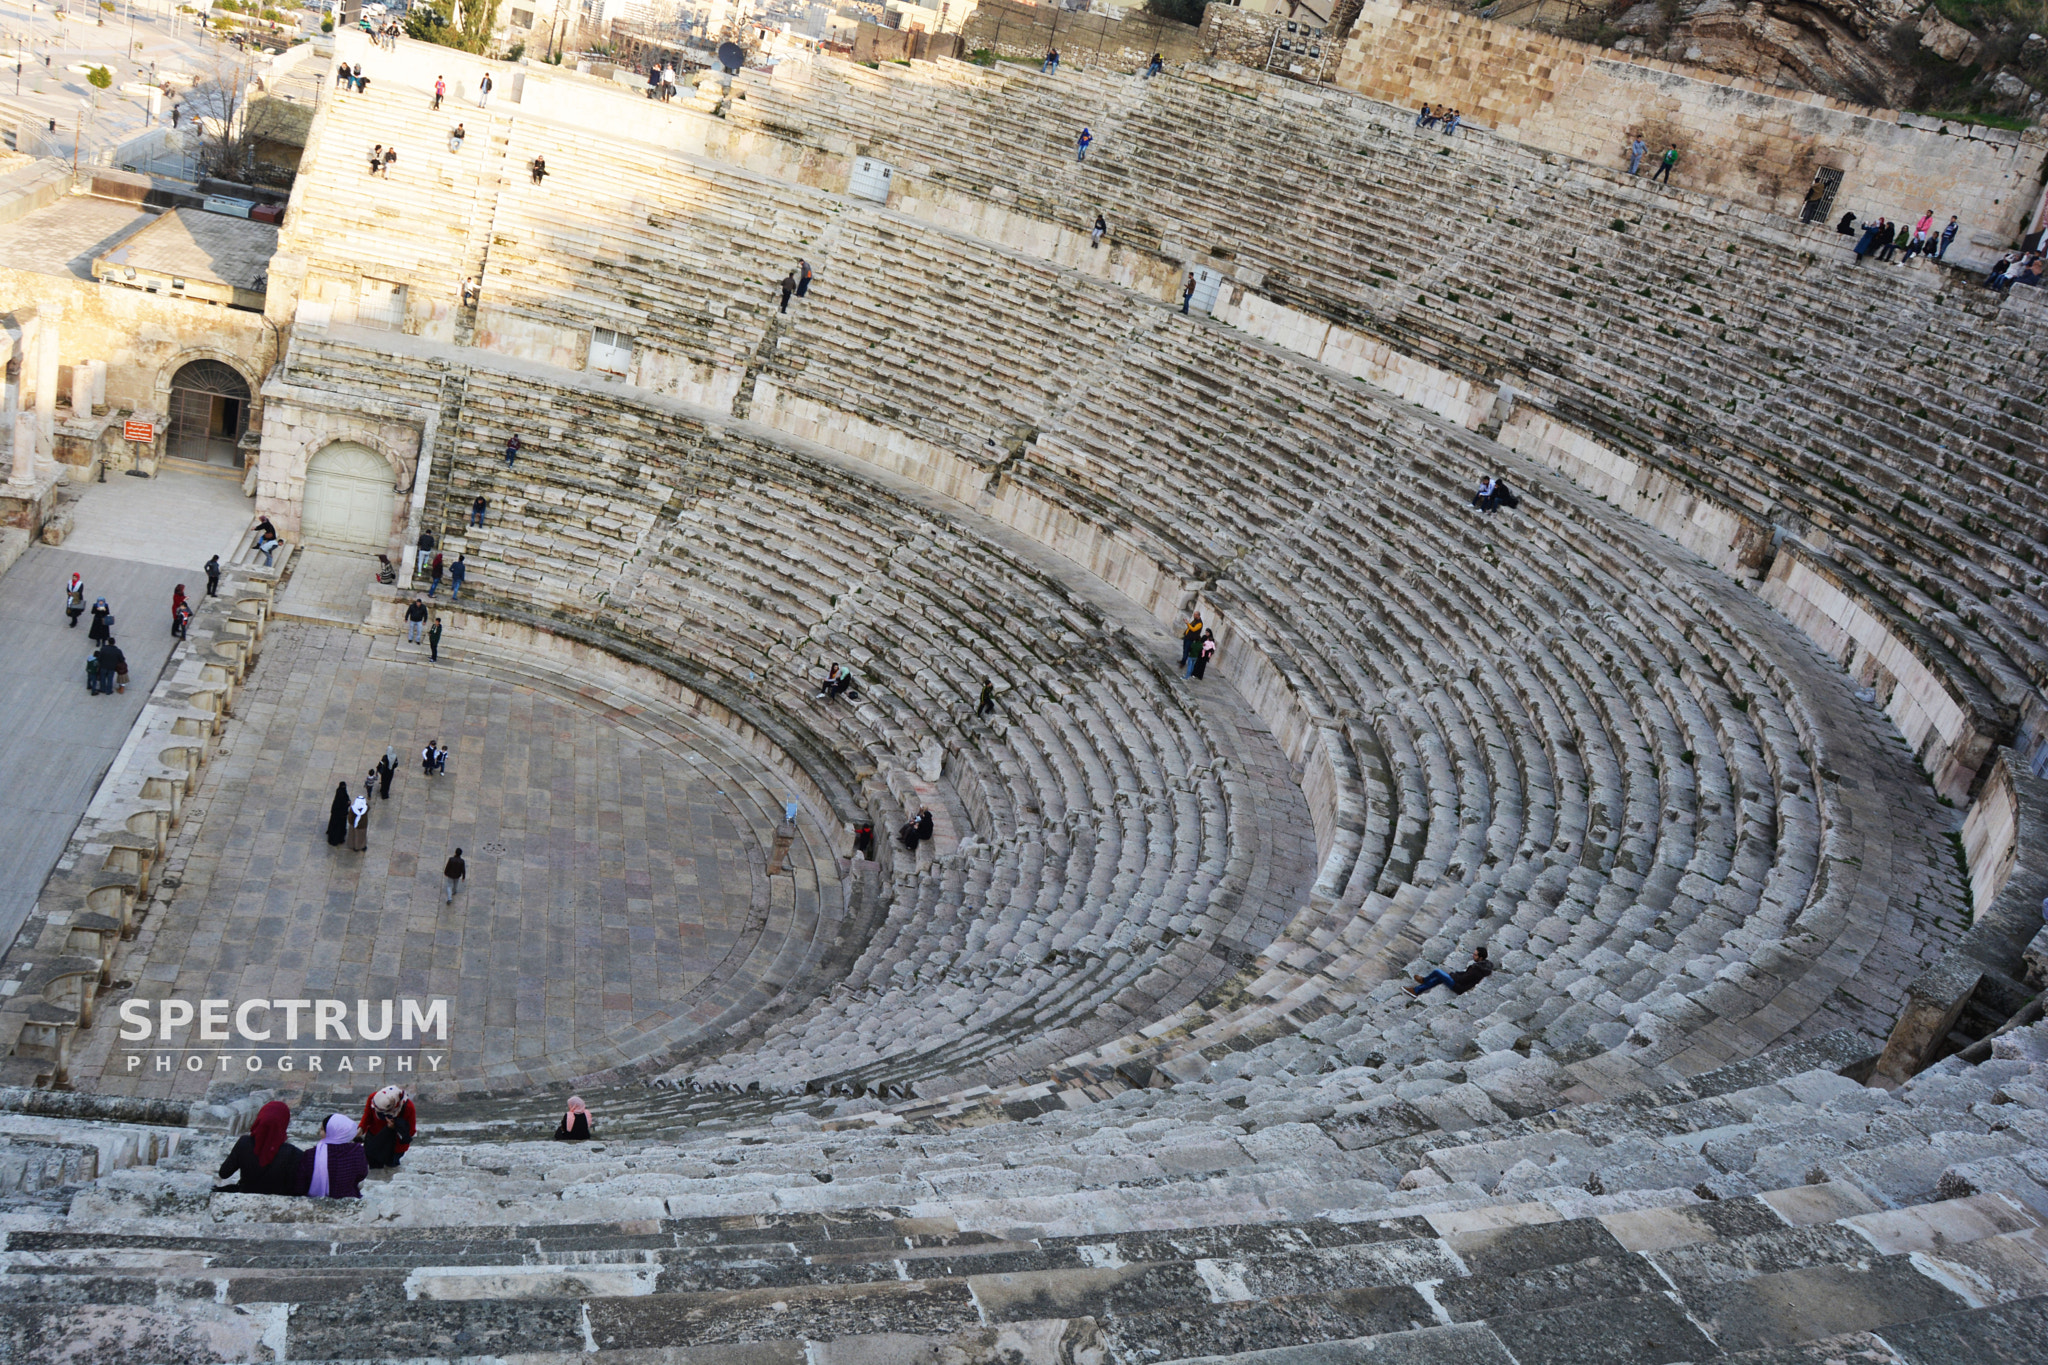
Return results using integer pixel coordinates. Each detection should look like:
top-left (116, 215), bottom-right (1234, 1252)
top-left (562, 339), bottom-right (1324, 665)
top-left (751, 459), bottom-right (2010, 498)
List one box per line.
top-left (0, 0), bottom-right (2046, 1358)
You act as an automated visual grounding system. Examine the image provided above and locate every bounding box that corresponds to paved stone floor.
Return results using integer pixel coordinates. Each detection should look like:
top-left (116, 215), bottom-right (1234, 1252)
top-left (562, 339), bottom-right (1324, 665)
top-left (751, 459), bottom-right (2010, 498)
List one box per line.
top-left (58, 464), bottom-right (253, 570)
top-left (275, 547), bottom-right (377, 626)
top-left (73, 621), bottom-right (841, 1099)
top-left (0, 545), bottom-right (189, 953)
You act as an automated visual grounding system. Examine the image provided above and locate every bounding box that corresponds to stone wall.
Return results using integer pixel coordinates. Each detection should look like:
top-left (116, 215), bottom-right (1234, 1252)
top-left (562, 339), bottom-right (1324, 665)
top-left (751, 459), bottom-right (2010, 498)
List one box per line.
top-left (0, 266), bottom-right (271, 459)
top-left (958, 0), bottom-right (1202, 71)
top-left (852, 22), bottom-right (965, 63)
top-left (1332, 0), bottom-right (2048, 241)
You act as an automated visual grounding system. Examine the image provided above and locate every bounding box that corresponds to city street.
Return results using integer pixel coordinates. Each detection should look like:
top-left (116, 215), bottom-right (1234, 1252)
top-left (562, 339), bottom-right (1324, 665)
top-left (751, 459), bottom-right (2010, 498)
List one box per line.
top-left (0, 0), bottom-right (322, 169)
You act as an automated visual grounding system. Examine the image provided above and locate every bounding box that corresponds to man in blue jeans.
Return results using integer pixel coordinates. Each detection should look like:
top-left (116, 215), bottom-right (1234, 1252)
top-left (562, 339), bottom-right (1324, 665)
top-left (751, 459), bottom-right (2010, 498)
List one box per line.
top-left (449, 554), bottom-right (466, 600)
top-left (1407, 946), bottom-right (1492, 998)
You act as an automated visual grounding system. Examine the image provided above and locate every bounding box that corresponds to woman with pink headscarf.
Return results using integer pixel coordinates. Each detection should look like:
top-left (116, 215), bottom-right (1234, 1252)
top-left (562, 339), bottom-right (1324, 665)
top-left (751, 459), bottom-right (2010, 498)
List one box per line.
top-left (298, 1113), bottom-right (367, 1199)
top-left (553, 1096), bottom-right (592, 1142)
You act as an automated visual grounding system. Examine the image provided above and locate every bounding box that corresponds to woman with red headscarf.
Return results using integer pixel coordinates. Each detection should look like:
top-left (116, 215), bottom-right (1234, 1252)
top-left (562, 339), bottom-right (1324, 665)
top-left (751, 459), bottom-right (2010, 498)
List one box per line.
top-left (214, 1100), bottom-right (303, 1195)
top-left (359, 1085), bottom-right (416, 1168)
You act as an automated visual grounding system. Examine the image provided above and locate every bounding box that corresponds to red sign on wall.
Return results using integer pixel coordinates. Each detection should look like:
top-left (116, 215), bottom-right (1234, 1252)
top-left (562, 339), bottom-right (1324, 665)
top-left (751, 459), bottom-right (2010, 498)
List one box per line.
top-left (124, 420), bottom-right (154, 443)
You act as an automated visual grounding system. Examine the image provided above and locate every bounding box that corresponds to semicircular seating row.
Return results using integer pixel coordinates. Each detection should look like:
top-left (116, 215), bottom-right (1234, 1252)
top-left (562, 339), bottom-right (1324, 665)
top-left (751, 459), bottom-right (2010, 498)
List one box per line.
top-left (291, 334), bottom-right (1306, 1095)
top-left (275, 63), bottom-right (1970, 1104)
top-left (723, 57), bottom-right (2048, 780)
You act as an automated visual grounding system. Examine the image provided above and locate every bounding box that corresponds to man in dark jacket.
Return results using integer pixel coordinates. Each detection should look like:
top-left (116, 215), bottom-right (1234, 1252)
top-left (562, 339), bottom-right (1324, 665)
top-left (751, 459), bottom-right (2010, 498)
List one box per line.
top-left (98, 640), bottom-right (129, 695)
top-left (1406, 946), bottom-right (1493, 997)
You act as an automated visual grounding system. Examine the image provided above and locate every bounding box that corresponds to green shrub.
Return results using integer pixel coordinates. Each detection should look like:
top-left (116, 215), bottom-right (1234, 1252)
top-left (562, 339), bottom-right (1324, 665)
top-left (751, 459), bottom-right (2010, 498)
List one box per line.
top-left (86, 65), bottom-right (113, 89)
top-left (320, 15), bottom-right (332, 28)
top-left (1610, 217), bottom-right (1628, 232)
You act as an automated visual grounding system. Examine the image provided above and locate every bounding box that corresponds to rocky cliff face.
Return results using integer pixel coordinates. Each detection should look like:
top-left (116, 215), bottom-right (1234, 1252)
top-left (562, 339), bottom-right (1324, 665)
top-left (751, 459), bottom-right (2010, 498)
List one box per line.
top-left (1604, 0), bottom-right (2044, 116)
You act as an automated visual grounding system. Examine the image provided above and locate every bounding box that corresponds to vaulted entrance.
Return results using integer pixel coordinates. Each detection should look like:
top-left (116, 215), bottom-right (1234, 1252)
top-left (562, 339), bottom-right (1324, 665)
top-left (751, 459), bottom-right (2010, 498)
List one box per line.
top-left (167, 359), bottom-right (251, 467)
top-left (300, 442), bottom-right (396, 550)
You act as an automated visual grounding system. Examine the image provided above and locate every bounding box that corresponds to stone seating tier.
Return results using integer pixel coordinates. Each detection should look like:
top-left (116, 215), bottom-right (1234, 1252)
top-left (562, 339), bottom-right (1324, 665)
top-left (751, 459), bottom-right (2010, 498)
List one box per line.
top-left (723, 57), bottom-right (2048, 772)
top-left (288, 332), bottom-right (1309, 1094)
top-left (8, 1026), bottom-right (2048, 1363)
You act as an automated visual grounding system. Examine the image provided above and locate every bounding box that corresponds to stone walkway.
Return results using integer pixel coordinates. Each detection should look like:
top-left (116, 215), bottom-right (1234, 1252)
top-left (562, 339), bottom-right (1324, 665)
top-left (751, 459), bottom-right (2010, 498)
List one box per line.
top-left (74, 621), bottom-right (845, 1099)
top-left (57, 465), bottom-right (252, 570)
top-left (0, 546), bottom-right (188, 954)
top-left (275, 547), bottom-right (377, 626)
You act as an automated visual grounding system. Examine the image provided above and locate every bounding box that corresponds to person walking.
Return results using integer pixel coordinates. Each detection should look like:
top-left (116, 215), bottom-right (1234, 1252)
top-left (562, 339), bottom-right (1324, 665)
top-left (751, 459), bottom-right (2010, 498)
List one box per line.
top-left (428, 552), bottom-right (445, 597)
top-left (477, 71), bottom-right (492, 107)
top-left (347, 790), bottom-right (369, 851)
top-left (428, 617), bottom-right (443, 663)
top-left (326, 782), bottom-right (351, 847)
top-left (435, 743), bottom-right (449, 775)
top-left (405, 597), bottom-right (428, 645)
top-left (171, 584), bottom-right (191, 639)
top-left (1192, 629), bottom-right (1216, 680)
top-left (65, 573), bottom-right (86, 628)
top-left (1091, 212), bottom-right (1106, 249)
top-left (444, 848), bottom-right (466, 902)
top-left (778, 272), bottom-right (796, 313)
top-left (470, 493), bottom-right (488, 527)
top-left (977, 678), bottom-right (996, 716)
top-left (1076, 126), bottom-right (1092, 162)
top-left (1180, 612), bottom-right (1204, 676)
top-left (504, 433), bottom-right (521, 467)
top-left (423, 742), bottom-right (439, 778)
top-left (1181, 272), bottom-right (1196, 314)
top-left (450, 554), bottom-right (466, 601)
top-left (376, 751), bottom-right (395, 799)
top-left (1651, 145), bottom-right (1677, 184)
top-left (1627, 135), bottom-right (1645, 175)
top-left (432, 75), bottom-right (445, 110)
top-left (1938, 215), bottom-right (1960, 260)
top-left (796, 259), bottom-right (813, 297)
top-left (205, 554), bottom-right (221, 597)
top-left (88, 598), bottom-right (114, 646)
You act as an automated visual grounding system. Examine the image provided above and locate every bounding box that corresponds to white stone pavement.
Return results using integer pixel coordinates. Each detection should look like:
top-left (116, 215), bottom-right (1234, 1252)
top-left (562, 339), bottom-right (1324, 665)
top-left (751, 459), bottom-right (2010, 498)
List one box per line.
top-left (57, 463), bottom-right (252, 570)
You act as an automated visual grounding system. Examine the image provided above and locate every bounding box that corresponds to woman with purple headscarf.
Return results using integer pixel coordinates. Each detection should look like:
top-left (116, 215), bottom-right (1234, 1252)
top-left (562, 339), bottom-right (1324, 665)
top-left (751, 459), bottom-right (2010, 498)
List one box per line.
top-left (298, 1113), bottom-right (368, 1199)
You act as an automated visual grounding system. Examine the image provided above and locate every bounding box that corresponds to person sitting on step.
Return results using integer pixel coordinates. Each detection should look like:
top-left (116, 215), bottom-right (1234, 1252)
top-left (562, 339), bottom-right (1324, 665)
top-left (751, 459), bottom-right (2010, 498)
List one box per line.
top-left (215, 1100), bottom-right (302, 1195)
top-left (553, 1096), bottom-right (593, 1141)
top-left (1407, 945), bottom-right (1493, 998)
top-left (359, 1086), bottom-right (416, 1169)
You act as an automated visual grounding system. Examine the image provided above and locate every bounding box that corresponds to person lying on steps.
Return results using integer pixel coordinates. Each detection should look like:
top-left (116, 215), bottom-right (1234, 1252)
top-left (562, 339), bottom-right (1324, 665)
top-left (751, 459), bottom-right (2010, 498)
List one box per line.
top-left (1406, 945), bottom-right (1493, 998)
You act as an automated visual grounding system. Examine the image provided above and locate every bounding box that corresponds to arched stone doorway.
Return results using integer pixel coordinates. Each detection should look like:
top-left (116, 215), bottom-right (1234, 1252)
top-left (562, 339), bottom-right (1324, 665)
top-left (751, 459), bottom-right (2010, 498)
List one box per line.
top-left (167, 359), bottom-right (252, 467)
top-left (300, 442), bottom-right (396, 550)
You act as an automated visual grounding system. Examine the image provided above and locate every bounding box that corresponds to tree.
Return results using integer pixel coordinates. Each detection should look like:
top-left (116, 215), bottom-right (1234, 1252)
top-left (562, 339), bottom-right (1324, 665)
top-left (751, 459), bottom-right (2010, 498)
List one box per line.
top-left (404, 0), bottom-right (501, 54)
top-left (86, 65), bottom-right (113, 91)
top-left (178, 47), bottom-right (283, 181)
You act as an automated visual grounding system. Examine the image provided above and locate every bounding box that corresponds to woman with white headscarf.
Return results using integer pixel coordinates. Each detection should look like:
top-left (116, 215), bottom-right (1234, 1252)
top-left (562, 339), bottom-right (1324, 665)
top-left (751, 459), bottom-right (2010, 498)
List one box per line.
top-left (346, 790), bottom-right (369, 852)
top-left (360, 1085), bottom-right (416, 1168)
top-left (299, 1113), bottom-right (367, 1199)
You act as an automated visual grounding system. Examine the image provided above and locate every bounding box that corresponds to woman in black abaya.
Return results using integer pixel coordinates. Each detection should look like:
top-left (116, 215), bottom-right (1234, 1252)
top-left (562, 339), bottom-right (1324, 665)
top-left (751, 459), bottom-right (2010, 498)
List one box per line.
top-left (326, 782), bottom-right (351, 847)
